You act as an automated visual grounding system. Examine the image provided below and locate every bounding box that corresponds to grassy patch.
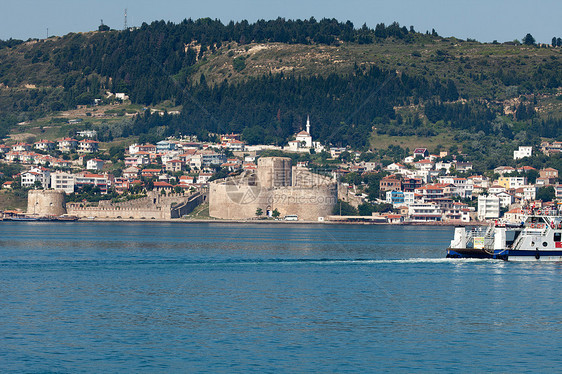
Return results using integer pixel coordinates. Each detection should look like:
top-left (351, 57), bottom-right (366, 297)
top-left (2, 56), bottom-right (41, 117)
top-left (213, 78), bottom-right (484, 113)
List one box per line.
top-left (0, 190), bottom-right (27, 211)
top-left (184, 202), bottom-right (213, 220)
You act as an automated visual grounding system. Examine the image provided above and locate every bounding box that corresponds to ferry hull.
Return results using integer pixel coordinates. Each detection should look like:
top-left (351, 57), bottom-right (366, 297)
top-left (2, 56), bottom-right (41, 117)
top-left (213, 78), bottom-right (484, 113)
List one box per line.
top-left (495, 250), bottom-right (562, 262)
top-left (446, 248), bottom-right (494, 259)
top-left (447, 248), bottom-right (562, 261)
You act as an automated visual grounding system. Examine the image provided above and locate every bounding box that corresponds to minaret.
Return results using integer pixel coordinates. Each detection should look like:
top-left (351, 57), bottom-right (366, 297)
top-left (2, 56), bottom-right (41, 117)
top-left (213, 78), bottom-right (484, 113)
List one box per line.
top-left (306, 115), bottom-right (311, 134)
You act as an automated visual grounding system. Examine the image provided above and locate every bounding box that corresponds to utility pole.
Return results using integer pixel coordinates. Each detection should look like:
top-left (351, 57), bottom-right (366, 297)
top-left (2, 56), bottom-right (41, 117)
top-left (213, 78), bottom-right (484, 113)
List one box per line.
top-left (124, 9), bottom-right (128, 30)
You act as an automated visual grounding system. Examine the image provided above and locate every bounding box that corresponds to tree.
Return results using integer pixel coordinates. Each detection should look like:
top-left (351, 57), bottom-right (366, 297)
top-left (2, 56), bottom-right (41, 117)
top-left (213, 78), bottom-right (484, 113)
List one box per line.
top-left (333, 200), bottom-right (358, 216)
top-left (271, 209), bottom-right (280, 219)
top-left (537, 186), bottom-right (555, 202)
top-left (255, 207), bottom-right (263, 217)
top-left (552, 37), bottom-right (557, 47)
top-left (523, 33), bottom-right (536, 46)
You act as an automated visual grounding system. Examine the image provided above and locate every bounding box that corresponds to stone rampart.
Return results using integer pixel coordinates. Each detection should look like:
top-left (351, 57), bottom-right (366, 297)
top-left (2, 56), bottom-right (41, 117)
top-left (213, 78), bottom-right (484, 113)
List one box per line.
top-left (67, 191), bottom-right (204, 220)
top-left (67, 205), bottom-right (167, 220)
top-left (209, 181), bottom-right (336, 221)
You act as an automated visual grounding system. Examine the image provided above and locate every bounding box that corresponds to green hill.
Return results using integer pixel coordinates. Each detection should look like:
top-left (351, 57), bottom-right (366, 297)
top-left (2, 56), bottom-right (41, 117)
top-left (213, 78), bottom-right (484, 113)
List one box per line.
top-left (1, 17), bottom-right (562, 165)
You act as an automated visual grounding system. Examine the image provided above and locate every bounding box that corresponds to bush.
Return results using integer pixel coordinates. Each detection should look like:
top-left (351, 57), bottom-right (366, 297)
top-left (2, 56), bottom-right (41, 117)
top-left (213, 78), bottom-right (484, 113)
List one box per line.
top-left (233, 56), bottom-right (246, 72)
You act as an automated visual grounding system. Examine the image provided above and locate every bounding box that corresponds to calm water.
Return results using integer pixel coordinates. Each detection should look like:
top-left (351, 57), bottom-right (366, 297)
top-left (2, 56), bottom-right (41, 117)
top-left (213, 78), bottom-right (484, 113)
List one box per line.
top-left (1, 222), bottom-right (562, 372)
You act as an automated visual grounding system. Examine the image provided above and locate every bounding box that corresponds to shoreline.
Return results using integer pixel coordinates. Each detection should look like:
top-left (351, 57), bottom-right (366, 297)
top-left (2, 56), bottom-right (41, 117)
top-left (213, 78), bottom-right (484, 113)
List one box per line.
top-left (2, 217), bottom-right (486, 227)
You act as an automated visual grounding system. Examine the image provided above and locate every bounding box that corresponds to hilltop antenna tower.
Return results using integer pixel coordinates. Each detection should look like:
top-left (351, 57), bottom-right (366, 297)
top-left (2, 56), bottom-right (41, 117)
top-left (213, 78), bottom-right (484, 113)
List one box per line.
top-left (124, 9), bottom-right (128, 30)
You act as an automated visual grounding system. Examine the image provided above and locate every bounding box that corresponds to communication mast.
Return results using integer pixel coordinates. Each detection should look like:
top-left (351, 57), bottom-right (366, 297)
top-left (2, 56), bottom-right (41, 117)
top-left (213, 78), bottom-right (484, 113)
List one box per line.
top-left (124, 9), bottom-right (128, 30)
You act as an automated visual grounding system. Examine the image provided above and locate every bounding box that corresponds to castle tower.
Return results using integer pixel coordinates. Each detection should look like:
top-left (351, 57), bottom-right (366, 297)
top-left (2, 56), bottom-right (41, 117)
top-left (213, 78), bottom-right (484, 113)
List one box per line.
top-left (27, 190), bottom-right (67, 216)
top-left (257, 157), bottom-right (292, 188)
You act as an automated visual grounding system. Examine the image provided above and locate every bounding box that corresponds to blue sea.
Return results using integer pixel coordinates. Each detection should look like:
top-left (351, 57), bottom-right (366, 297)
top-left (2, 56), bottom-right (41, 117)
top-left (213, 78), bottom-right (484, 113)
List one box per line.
top-left (1, 222), bottom-right (562, 372)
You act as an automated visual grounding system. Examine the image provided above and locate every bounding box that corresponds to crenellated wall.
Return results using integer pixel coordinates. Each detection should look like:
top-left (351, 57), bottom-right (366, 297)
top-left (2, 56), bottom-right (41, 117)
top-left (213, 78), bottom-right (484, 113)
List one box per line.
top-left (67, 191), bottom-right (204, 220)
top-left (67, 204), bottom-right (168, 219)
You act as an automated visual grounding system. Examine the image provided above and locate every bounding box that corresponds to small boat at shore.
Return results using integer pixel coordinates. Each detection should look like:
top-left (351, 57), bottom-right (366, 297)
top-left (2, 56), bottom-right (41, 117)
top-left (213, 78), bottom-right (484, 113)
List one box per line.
top-left (447, 206), bottom-right (562, 261)
top-left (8, 216), bottom-right (40, 221)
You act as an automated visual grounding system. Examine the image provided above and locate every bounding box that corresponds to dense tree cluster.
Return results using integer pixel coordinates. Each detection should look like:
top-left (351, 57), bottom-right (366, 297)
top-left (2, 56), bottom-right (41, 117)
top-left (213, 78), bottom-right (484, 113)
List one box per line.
top-left (424, 100), bottom-right (498, 134)
top-left (0, 38), bottom-right (24, 50)
top-left (127, 65), bottom-right (462, 149)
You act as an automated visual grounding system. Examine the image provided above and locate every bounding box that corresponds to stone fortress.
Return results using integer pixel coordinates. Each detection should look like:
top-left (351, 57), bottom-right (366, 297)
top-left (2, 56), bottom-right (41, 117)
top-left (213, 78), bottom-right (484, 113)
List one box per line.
top-left (27, 189), bottom-right (204, 220)
top-left (209, 157), bottom-right (337, 221)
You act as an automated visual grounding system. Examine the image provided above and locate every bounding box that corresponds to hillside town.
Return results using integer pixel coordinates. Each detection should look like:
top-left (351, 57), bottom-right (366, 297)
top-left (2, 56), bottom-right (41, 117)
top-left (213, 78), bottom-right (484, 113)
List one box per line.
top-left (0, 120), bottom-right (560, 224)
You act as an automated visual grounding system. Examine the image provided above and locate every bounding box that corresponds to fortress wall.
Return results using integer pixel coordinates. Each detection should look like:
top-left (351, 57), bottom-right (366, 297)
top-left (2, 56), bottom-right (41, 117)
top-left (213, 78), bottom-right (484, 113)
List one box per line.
top-left (293, 168), bottom-right (334, 187)
top-left (209, 183), bottom-right (337, 221)
top-left (170, 193), bottom-right (205, 218)
top-left (67, 205), bottom-right (166, 220)
top-left (110, 192), bottom-right (193, 209)
top-left (27, 190), bottom-right (66, 216)
top-left (208, 183), bottom-right (267, 219)
top-left (267, 186), bottom-right (337, 220)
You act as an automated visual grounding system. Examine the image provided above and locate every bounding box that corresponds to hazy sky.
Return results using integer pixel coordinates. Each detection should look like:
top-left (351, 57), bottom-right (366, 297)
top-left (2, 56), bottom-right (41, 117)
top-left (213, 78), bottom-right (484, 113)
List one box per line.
top-left (2, 0), bottom-right (561, 43)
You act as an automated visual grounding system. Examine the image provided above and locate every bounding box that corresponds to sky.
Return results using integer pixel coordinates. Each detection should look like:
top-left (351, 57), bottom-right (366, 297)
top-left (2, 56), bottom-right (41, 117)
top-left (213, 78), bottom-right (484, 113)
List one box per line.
top-left (1, 0), bottom-right (561, 44)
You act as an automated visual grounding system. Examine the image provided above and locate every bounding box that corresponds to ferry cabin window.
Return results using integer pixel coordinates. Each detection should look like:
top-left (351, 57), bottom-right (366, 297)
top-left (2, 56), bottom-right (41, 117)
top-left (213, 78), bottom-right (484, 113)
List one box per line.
top-left (555, 233), bottom-right (561, 242)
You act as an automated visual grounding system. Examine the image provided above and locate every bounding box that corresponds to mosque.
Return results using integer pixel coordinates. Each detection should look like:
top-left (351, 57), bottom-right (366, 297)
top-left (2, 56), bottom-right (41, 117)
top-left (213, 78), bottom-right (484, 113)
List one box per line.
top-left (287, 116), bottom-right (324, 153)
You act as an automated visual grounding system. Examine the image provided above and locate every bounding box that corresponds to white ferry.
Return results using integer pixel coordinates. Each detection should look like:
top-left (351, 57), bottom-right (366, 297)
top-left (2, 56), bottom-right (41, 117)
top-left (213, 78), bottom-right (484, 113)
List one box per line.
top-left (447, 206), bottom-right (562, 261)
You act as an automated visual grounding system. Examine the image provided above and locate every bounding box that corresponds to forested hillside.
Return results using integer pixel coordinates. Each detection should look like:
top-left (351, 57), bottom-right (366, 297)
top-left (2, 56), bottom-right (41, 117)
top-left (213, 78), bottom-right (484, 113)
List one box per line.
top-left (1, 17), bottom-right (562, 151)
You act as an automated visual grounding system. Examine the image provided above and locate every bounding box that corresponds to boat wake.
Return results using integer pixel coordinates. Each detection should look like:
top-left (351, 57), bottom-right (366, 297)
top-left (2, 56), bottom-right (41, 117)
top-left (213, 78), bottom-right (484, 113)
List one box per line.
top-left (0, 257), bottom-right (494, 269)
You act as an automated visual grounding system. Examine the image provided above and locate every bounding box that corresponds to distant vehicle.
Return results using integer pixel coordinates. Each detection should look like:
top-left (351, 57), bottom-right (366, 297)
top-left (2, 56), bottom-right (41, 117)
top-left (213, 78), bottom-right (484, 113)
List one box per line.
top-left (284, 215), bottom-right (298, 221)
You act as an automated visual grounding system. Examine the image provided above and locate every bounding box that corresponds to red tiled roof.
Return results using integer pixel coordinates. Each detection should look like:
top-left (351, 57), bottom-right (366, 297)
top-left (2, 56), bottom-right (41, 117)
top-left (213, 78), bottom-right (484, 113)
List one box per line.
top-left (154, 181), bottom-right (173, 187)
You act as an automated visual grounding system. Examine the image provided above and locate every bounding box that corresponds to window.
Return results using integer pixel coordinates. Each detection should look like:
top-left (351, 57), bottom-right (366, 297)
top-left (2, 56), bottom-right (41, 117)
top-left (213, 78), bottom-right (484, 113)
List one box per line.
top-left (554, 233), bottom-right (561, 242)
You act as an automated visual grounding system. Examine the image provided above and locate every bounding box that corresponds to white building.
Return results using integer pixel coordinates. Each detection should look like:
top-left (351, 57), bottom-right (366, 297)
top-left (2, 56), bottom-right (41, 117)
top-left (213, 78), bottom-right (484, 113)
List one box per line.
top-left (51, 171), bottom-right (75, 193)
top-left (435, 161), bottom-right (453, 173)
top-left (330, 147), bottom-right (346, 158)
top-left (78, 140), bottom-right (100, 153)
top-left (495, 191), bottom-right (514, 208)
top-left (189, 155), bottom-right (202, 169)
top-left (12, 143), bottom-right (31, 152)
top-left (34, 140), bottom-right (56, 152)
top-left (504, 208), bottom-right (524, 224)
top-left (523, 185), bottom-right (537, 201)
top-left (408, 203), bottom-right (443, 222)
top-left (478, 195), bottom-right (500, 221)
top-left (21, 167), bottom-right (50, 189)
top-left (225, 140), bottom-right (245, 152)
top-left (58, 138), bottom-right (78, 153)
top-left (75, 173), bottom-right (112, 194)
top-left (86, 158), bottom-right (105, 170)
top-left (514, 146), bottom-right (532, 160)
top-left (77, 130), bottom-right (97, 138)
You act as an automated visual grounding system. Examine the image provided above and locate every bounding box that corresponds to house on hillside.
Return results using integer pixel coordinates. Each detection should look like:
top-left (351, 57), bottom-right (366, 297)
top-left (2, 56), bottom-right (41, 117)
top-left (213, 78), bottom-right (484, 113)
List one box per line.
top-left (413, 148), bottom-right (429, 159)
top-left (86, 158), bottom-right (104, 171)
